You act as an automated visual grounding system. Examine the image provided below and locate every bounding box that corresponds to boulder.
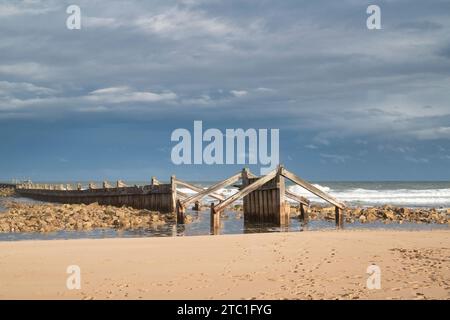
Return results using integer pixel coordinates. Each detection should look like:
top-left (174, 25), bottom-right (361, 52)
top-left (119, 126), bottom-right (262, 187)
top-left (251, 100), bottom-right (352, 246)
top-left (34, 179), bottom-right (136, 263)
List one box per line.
top-left (383, 210), bottom-right (396, 220)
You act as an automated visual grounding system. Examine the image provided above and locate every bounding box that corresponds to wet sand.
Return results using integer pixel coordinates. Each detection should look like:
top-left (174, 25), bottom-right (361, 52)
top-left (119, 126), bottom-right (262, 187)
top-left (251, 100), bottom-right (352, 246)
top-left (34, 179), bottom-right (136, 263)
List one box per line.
top-left (0, 230), bottom-right (449, 300)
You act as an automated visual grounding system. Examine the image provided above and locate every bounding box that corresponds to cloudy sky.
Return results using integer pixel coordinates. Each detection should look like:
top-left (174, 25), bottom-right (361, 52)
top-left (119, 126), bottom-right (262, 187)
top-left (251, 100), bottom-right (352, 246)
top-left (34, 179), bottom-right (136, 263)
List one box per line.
top-left (1, 0), bottom-right (450, 181)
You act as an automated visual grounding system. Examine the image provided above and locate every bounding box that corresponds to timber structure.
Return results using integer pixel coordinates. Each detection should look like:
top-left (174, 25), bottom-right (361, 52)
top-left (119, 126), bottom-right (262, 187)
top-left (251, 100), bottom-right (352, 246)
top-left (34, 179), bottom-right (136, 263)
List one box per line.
top-left (13, 165), bottom-right (346, 233)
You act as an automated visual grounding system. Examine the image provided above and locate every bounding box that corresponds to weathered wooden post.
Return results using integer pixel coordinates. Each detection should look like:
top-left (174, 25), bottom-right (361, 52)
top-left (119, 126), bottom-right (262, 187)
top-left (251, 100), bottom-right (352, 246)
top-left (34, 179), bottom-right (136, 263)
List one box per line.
top-left (117, 180), bottom-right (127, 188)
top-left (171, 175), bottom-right (177, 214)
top-left (335, 206), bottom-right (344, 229)
top-left (103, 181), bottom-right (111, 189)
top-left (241, 168), bottom-right (250, 220)
top-left (276, 165), bottom-right (288, 226)
top-left (300, 203), bottom-right (309, 225)
top-left (77, 183), bottom-right (82, 191)
top-left (151, 177), bottom-right (160, 185)
top-left (176, 199), bottom-right (185, 224)
top-left (193, 200), bottom-right (200, 211)
top-left (89, 182), bottom-right (96, 190)
top-left (210, 202), bottom-right (220, 235)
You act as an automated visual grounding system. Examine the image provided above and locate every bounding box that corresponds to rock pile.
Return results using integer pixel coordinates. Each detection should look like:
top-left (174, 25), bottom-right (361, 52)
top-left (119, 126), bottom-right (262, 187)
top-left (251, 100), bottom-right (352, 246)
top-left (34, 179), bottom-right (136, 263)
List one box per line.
top-left (0, 187), bottom-right (15, 197)
top-left (0, 202), bottom-right (176, 233)
top-left (292, 205), bottom-right (450, 224)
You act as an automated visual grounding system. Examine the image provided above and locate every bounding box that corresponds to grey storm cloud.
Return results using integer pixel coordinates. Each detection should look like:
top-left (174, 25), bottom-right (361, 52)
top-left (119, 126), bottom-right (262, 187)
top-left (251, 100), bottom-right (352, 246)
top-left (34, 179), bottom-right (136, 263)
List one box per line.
top-left (0, 0), bottom-right (450, 142)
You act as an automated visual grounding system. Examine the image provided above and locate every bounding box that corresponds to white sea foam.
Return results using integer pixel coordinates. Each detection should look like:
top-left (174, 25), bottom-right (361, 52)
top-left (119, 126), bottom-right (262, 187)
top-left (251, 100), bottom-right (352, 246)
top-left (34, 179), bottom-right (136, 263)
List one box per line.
top-left (288, 185), bottom-right (450, 207)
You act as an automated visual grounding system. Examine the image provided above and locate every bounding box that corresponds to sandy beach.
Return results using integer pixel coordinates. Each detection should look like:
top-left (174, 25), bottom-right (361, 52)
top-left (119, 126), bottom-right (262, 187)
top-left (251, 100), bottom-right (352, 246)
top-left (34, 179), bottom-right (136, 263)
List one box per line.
top-left (0, 230), bottom-right (449, 300)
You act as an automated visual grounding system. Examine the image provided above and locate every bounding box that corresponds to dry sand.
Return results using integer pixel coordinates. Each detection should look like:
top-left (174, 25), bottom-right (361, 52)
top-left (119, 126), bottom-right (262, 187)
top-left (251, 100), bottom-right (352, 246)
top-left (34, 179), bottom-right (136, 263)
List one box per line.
top-left (0, 230), bottom-right (449, 300)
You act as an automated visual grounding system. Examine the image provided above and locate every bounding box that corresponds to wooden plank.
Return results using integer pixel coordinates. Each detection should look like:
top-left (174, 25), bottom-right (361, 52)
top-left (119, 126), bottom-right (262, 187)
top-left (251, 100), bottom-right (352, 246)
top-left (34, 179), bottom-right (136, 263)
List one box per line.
top-left (259, 190), bottom-right (264, 220)
top-left (281, 168), bottom-right (345, 209)
top-left (261, 190), bottom-right (266, 222)
top-left (171, 175), bottom-right (177, 213)
top-left (174, 179), bottom-right (225, 201)
top-left (285, 190), bottom-right (310, 206)
top-left (248, 192), bottom-right (254, 218)
top-left (214, 168), bottom-right (277, 213)
top-left (276, 173), bottom-right (284, 225)
top-left (181, 172), bottom-right (242, 206)
top-left (241, 168), bottom-right (249, 215)
top-left (177, 190), bottom-right (189, 199)
top-left (271, 189), bottom-right (277, 223)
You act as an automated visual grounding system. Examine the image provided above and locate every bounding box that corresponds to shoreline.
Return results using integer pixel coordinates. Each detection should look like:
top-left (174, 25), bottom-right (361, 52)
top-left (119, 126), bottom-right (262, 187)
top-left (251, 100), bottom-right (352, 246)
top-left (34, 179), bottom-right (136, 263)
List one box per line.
top-left (0, 229), bottom-right (448, 300)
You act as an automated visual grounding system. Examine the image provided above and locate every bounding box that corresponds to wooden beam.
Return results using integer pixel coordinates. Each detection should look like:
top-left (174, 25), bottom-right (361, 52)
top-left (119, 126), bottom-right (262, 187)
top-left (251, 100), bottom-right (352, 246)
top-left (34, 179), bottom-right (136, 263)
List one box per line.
top-left (245, 169), bottom-right (257, 179)
top-left (285, 190), bottom-right (310, 206)
top-left (214, 168), bottom-right (278, 213)
top-left (177, 190), bottom-right (189, 199)
top-left (151, 177), bottom-right (160, 185)
top-left (174, 179), bottom-right (225, 201)
top-left (171, 175), bottom-right (177, 214)
top-left (181, 172), bottom-right (241, 206)
top-left (281, 168), bottom-right (345, 209)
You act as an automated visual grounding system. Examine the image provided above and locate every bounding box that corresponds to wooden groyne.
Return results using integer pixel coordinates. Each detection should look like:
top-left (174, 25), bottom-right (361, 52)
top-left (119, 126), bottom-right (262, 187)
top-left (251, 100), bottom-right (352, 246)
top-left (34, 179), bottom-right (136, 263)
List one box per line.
top-left (16, 179), bottom-right (176, 213)
top-left (176, 165), bottom-right (345, 233)
top-left (14, 166), bottom-right (346, 233)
